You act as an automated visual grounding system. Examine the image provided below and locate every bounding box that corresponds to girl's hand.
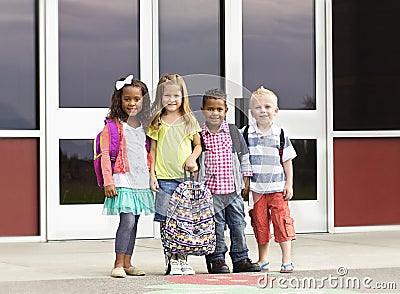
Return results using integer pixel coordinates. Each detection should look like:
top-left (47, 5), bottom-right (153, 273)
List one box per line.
top-left (150, 174), bottom-right (159, 192)
top-left (104, 184), bottom-right (117, 198)
top-left (184, 157), bottom-right (198, 172)
top-left (283, 184), bottom-right (293, 201)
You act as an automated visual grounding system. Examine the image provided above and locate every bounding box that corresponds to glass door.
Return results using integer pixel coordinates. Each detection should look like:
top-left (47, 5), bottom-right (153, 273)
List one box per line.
top-left (46, 0), bottom-right (154, 240)
top-left (241, 0), bottom-right (327, 233)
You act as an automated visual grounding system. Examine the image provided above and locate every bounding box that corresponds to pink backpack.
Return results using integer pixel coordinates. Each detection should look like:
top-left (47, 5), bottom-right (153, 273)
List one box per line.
top-left (93, 119), bottom-right (152, 188)
top-left (93, 119), bottom-right (120, 188)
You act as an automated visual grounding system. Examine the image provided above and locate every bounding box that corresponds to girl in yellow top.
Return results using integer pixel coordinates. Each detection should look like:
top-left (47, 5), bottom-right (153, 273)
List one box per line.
top-left (148, 74), bottom-right (201, 275)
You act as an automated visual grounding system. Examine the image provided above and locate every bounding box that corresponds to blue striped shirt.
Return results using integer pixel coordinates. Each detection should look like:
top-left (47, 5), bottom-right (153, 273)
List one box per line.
top-left (241, 123), bottom-right (296, 195)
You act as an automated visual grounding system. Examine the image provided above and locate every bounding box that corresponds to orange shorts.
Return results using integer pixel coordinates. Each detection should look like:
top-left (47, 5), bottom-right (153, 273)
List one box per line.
top-left (249, 192), bottom-right (296, 244)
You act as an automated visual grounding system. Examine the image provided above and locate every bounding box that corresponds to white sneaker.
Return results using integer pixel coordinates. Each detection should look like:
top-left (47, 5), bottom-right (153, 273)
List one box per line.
top-left (180, 259), bottom-right (195, 275)
top-left (169, 259), bottom-right (183, 275)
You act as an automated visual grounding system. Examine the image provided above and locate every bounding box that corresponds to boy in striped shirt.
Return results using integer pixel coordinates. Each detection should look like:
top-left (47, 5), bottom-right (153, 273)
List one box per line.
top-left (243, 86), bottom-right (297, 273)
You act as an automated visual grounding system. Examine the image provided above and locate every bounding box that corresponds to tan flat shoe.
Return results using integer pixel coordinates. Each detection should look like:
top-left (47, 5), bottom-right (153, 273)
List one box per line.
top-left (111, 267), bottom-right (127, 278)
top-left (124, 266), bottom-right (145, 276)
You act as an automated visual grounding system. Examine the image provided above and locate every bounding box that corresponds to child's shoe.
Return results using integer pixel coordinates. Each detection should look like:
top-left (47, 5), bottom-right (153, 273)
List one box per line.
top-left (180, 259), bottom-right (195, 275)
top-left (177, 254), bottom-right (195, 275)
top-left (232, 258), bottom-right (261, 273)
top-left (111, 267), bottom-right (127, 278)
top-left (259, 261), bottom-right (270, 271)
top-left (124, 266), bottom-right (145, 276)
top-left (169, 259), bottom-right (183, 275)
top-left (209, 260), bottom-right (230, 274)
top-left (280, 263), bottom-right (294, 273)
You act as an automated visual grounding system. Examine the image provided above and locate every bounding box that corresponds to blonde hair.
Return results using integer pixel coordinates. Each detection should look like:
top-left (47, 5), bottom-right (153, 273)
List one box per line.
top-left (251, 86), bottom-right (278, 107)
top-left (149, 73), bottom-right (196, 135)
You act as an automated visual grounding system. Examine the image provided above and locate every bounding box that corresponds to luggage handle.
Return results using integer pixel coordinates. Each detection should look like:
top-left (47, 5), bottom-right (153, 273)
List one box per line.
top-left (183, 169), bottom-right (202, 191)
top-left (183, 169), bottom-right (194, 182)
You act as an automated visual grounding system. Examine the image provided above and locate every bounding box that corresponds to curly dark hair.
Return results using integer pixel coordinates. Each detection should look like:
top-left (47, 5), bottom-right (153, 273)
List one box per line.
top-left (202, 88), bottom-right (227, 107)
top-left (107, 76), bottom-right (151, 131)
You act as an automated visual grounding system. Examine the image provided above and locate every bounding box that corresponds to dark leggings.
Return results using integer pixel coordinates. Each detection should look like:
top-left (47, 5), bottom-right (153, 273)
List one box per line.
top-left (115, 213), bottom-right (140, 255)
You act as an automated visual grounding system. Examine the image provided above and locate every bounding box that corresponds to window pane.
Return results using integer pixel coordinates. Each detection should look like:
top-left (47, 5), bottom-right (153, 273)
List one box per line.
top-left (333, 0), bottom-right (400, 130)
top-left (59, 0), bottom-right (139, 108)
top-left (0, 1), bottom-right (37, 129)
top-left (243, 0), bottom-right (315, 110)
top-left (159, 0), bottom-right (221, 77)
top-left (60, 140), bottom-right (104, 204)
top-left (292, 139), bottom-right (317, 200)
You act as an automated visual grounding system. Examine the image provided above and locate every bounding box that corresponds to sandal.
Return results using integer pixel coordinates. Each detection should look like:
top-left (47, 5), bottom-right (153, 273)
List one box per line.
top-left (259, 261), bottom-right (270, 271)
top-left (280, 263), bottom-right (294, 273)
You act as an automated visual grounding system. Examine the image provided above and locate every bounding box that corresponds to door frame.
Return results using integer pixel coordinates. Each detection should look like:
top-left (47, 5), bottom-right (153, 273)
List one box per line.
top-left (45, 0), bottom-right (155, 240)
top-left (225, 0), bottom-right (328, 233)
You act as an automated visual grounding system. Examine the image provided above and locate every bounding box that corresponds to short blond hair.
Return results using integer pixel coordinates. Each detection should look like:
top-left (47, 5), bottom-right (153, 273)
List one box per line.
top-left (250, 86), bottom-right (278, 107)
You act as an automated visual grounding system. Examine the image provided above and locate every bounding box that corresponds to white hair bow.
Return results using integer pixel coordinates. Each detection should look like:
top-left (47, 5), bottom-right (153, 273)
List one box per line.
top-left (115, 75), bottom-right (134, 90)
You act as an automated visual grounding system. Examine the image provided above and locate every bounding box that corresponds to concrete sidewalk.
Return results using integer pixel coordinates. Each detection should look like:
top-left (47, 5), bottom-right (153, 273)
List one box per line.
top-left (0, 231), bottom-right (399, 293)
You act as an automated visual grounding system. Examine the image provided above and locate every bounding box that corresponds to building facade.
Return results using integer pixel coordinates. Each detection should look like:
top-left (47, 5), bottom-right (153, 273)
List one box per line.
top-left (1, 0), bottom-right (399, 242)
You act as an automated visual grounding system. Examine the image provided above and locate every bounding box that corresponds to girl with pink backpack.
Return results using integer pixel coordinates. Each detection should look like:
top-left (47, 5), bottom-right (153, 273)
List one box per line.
top-left (99, 75), bottom-right (154, 278)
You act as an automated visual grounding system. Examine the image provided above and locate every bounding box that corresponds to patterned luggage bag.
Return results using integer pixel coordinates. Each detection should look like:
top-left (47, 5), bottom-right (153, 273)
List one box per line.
top-left (161, 173), bottom-right (215, 256)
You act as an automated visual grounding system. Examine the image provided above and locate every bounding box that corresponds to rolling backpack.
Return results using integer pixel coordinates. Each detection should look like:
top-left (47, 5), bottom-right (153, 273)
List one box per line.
top-left (93, 119), bottom-right (152, 188)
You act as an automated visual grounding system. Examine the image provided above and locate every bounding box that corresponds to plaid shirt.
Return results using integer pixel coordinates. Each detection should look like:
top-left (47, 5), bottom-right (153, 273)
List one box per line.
top-left (201, 121), bottom-right (236, 194)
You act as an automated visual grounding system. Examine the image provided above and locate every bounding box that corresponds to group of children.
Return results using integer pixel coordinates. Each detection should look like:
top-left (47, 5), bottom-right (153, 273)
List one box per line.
top-left (99, 73), bottom-right (297, 278)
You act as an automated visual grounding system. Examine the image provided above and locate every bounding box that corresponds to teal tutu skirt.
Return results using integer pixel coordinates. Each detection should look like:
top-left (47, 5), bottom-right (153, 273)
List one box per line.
top-left (103, 187), bottom-right (155, 216)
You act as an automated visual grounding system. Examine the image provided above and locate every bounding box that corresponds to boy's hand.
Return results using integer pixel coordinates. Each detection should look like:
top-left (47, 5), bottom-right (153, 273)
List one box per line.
top-left (241, 176), bottom-right (250, 201)
top-left (150, 174), bottom-right (159, 192)
top-left (283, 184), bottom-right (293, 201)
top-left (104, 184), bottom-right (117, 198)
top-left (241, 187), bottom-right (249, 201)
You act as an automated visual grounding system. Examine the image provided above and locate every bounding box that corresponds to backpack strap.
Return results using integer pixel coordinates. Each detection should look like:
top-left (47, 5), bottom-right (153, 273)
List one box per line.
top-left (279, 128), bottom-right (285, 166)
top-left (243, 125), bottom-right (250, 146)
top-left (199, 124), bottom-right (243, 156)
top-left (199, 131), bottom-right (205, 151)
top-left (105, 119), bottom-right (119, 162)
top-left (228, 124), bottom-right (243, 156)
top-left (145, 135), bottom-right (151, 153)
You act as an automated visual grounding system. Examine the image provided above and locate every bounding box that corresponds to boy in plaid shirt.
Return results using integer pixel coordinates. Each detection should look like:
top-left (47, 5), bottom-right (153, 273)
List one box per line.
top-left (197, 89), bottom-right (260, 274)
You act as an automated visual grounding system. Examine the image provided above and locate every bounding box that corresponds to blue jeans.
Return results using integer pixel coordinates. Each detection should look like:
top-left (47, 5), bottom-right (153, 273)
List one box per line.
top-left (208, 193), bottom-right (249, 263)
top-left (154, 179), bottom-right (182, 222)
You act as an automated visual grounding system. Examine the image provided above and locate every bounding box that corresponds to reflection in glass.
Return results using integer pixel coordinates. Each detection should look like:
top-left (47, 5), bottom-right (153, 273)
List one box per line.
top-left (243, 0), bottom-right (315, 110)
top-left (333, 0), bottom-right (400, 130)
top-left (235, 98), bottom-right (250, 129)
top-left (60, 140), bottom-right (104, 204)
top-left (291, 139), bottom-right (317, 200)
top-left (59, 0), bottom-right (139, 108)
top-left (0, 0), bottom-right (37, 129)
top-left (159, 0), bottom-right (221, 77)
